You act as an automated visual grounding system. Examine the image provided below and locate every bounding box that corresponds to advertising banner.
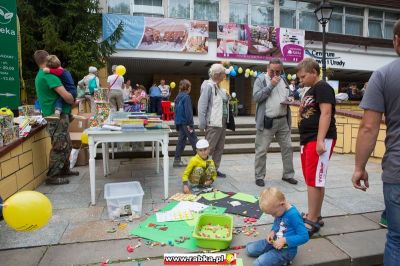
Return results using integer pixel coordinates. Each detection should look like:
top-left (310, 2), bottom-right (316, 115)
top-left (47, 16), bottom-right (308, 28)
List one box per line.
top-left (103, 14), bottom-right (208, 53)
top-left (0, 0), bottom-right (20, 109)
top-left (217, 23), bottom-right (304, 62)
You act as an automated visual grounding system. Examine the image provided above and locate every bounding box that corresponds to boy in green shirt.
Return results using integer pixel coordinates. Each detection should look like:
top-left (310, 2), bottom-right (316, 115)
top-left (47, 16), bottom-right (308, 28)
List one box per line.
top-left (34, 50), bottom-right (77, 185)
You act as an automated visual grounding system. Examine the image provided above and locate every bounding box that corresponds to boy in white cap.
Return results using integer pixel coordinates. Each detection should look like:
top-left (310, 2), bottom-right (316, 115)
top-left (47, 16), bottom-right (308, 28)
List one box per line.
top-left (182, 139), bottom-right (217, 194)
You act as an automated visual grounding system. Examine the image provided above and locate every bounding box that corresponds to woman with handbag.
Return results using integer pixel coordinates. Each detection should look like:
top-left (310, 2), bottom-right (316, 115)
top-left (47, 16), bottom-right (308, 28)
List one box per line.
top-left (198, 63), bottom-right (230, 178)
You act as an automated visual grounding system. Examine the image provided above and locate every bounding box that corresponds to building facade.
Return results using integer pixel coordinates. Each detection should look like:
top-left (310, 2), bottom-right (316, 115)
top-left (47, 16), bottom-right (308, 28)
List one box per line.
top-left (100, 0), bottom-right (400, 115)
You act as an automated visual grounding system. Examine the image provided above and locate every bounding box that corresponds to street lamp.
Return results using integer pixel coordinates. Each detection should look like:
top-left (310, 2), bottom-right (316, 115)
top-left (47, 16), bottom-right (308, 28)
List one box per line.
top-left (314, 1), bottom-right (333, 81)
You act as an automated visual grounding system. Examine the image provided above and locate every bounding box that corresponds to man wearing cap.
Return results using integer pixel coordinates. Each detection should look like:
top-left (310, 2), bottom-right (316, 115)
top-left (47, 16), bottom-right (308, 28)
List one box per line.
top-left (182, 139), bottom-right (217, 194)
top-left (253, 58), bottom-right (297, 187)
top-left (78, 66), bottom-right (100, 114)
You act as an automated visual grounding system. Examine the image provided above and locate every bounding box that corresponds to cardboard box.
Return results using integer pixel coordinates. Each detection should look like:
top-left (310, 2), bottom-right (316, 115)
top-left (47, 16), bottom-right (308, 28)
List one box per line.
top-left (75, 147), bottom-right (89, 166)
top-left (69, 115), bottom-right (90, 133)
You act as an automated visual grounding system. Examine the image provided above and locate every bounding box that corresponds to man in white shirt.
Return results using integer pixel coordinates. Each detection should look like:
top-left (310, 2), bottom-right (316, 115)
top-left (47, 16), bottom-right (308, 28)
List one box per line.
top-left (107, 65), bottom-right (124, 111)
top-left (158, 79), bottom-right (170, 101)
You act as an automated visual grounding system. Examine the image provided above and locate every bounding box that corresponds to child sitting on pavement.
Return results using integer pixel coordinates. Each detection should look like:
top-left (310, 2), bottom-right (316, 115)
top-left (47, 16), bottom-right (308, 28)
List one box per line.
top-left (182, 139), bottom-right (217, 194)
top-left (43, 55), bottom-right (77, 119)
top-left (247, 187), bottom-right (309, 266)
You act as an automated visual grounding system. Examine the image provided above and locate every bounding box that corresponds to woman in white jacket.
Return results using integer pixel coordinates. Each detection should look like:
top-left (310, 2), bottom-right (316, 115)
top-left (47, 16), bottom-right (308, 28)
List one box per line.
top-left (198, 63), bottom-right (229, 178)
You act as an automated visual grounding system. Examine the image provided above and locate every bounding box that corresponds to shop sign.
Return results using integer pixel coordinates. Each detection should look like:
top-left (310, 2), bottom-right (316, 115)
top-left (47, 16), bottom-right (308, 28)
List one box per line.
top-left (216, 23), bottom-right (305, 62)
top-left (103, 15), bottom-right (209, 53)
top-left (305, 49), bottom-right (346, 67)
top-left (0, 0), bottom-right (20, 109)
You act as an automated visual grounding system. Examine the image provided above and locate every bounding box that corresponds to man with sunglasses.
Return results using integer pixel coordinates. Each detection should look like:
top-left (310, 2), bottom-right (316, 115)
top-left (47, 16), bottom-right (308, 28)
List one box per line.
top-left (253, 58), bottom-right (297, 187)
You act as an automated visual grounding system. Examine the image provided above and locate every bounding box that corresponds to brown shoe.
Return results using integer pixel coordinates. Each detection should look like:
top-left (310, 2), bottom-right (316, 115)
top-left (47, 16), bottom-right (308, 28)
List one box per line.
top-left (46, 177), bottom-right (70, 185)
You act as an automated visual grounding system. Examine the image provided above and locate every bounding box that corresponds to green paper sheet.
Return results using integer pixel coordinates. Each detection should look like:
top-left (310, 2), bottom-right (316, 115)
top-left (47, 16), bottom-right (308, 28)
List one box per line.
top-left (130, 202), bottom-right (226, 251)
top-left (201, 191), bottom-right (229, 201)
top-left (230, 192), bottom-right (258, 203)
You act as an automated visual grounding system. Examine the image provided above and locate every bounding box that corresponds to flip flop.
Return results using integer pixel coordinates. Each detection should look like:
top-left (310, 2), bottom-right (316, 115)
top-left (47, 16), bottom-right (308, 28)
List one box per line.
top-left (301, 212), bottom-right (324, 227)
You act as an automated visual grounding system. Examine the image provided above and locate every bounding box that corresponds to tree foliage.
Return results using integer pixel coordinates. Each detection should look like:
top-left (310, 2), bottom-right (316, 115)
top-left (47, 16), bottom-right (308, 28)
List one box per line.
top-left (17, 0), bottom-right (123, 99)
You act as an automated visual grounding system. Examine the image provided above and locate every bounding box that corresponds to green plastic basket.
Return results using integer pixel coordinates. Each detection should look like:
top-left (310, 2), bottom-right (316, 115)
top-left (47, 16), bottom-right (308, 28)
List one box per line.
top-left (192, 214), bottom-right (233, 250)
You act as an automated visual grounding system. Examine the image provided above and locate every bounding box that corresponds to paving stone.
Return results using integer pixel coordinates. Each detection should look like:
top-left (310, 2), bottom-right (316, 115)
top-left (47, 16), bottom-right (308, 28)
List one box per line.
top-left (59, 220), bottom-right (134, 244)
top-left (53, 206), bottom-right (104, 223)
top-left (0, 246), bottom-right (47, 266)
top-left (325, 195), bottom-right (385, 214)
top-left (0, 219), bottom-right (68, 250)
top-left (39, 238), bottom-right (187, 266)
top-left (362, 211), bottom-right (384, 224)
top-left (292, 238), bottom-right (350, 266)
top-left (319, 215), bottom-right (381, 236)
top-left (51, 183), bottom-right (81, 193)
top-left (327, 229), bottom-right (386, 266)
top-left (230, 224), bottom-right (271, 247)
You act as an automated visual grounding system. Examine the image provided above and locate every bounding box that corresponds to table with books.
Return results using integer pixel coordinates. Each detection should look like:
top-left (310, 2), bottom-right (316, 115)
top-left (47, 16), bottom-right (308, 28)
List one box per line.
top-left (86, 112), bottom-right (171, 205)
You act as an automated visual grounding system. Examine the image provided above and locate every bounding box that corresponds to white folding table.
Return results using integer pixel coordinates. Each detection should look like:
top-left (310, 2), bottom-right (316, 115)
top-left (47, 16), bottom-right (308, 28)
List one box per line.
top-left (87, 128), bottom-right (170, 205)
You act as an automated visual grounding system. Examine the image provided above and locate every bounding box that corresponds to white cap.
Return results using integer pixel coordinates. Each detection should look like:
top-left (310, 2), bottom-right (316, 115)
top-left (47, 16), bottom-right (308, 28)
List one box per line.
top-left (88, 66), bottom-right (97, 73)
top-left (196, 139), bottom-right (209, 149)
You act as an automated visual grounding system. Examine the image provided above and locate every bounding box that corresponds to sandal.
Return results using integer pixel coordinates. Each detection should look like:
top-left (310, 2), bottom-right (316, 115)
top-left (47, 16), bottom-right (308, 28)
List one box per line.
top-left (301, 212), bottom-right (324, 227)
top-left (304, 218), bottom-right (321, 237)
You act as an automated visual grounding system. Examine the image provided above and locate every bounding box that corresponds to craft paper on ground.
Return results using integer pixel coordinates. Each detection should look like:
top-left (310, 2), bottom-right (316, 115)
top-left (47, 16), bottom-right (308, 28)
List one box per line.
top-left (230, 192), bottom-right (258, 203)
top-left (156, 209), bottom-right (194, 222)
top-left (169, 193), bottom-right (201, 202)
top-left (198, 196), bottom-right (262, 218)
top-left (130, 202), bottom-right (226, 251)
top-left (174, 201), bottom-right (208, 213)
top-left (201, 191), bottom-right (229, 201)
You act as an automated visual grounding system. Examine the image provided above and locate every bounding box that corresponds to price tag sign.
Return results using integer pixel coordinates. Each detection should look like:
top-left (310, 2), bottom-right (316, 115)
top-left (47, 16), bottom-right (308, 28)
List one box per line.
top-left (0, 0), bottom-right (20, 109)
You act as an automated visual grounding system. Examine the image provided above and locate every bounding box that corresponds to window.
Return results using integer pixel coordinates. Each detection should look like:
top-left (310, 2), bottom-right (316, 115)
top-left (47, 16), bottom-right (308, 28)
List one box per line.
top-left (169, 0), bottom-right (190, 19)
top-left (368, 10), bottom-right (383, 38)
top-left (298, 2), bottom-right (318, 31)
top-left (108, 0), bottom-right (130, 14)
top-left (134, 0), bottom-right (162, 5)
top-left (133, 0), bottom-right (163, 16)
top-left (230, 0), bottom-right (248, 24)
top-left (368, 9), bottom-right (400, 39)
top-left (194, 0), bottom-right (219, 21)
top-left (329, 7), bottom-right (343, 34)
top-left (279, 1), bottom-right (318, 31)
top-left (345, 7), bottom-right (363, 36)
top-left (251, 0), bottom-right (274, 26)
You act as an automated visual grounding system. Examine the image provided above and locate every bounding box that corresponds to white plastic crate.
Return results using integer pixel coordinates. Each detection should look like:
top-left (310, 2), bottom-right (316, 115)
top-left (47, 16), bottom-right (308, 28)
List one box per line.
top-left (104, 181), bottom-right (144, 220)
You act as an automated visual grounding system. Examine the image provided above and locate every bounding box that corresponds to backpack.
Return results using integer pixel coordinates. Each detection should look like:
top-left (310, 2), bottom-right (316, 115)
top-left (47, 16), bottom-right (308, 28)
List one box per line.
top-left (88, 77), bottom-right (97, 94)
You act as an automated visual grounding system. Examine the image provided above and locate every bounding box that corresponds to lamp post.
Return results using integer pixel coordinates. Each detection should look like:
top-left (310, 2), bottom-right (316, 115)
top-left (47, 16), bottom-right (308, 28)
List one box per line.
top-left (314, 1), bottom-right (333, 81)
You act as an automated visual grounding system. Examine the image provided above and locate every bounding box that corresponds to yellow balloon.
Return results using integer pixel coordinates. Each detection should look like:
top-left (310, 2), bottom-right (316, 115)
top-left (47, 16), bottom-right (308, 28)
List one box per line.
top-left (250, 70), bottom-right (254, 76)
top-left (81, 131), bottom-right (88, 145)
top-left (238, 67), bottom-right (243, 74)
top-left (245, 68), bottom-right (250, 74)
top-left (170, 82), bottom-right (176, 89)
top-left (115, 65), bottom-right (126, 76)
top-left (3, 191), bottom-right (52, 231)
top-left (287, 74), bottom-right (292, 80)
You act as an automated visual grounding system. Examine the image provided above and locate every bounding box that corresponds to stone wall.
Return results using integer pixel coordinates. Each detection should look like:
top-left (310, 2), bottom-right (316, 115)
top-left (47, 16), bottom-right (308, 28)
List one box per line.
top-left (0, 128), bottom-right (51, 199)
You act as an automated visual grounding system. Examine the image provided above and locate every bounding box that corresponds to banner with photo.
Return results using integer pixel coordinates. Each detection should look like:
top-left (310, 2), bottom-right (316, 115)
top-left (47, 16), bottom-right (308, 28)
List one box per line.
top-left (217, 23), bottom-right (304, 62)
top-left (103, 14), bottom-right (208, 53)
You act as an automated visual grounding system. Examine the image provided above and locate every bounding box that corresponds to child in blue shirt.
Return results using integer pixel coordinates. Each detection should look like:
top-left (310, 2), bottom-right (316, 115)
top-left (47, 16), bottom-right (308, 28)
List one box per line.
top-left (247, 187), bottom-right (309, 266)
top-left (44, 55), bottom-right (77, 119)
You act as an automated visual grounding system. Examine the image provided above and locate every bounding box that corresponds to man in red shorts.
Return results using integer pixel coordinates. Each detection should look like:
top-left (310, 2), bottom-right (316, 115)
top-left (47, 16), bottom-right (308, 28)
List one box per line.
top-left (296, 58), bottom-right (337, 237)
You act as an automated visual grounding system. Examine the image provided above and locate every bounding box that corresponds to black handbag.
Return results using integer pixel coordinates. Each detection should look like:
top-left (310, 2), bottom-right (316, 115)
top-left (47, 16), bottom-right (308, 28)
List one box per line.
top-left (226, 105), bottom-right (236, 131)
